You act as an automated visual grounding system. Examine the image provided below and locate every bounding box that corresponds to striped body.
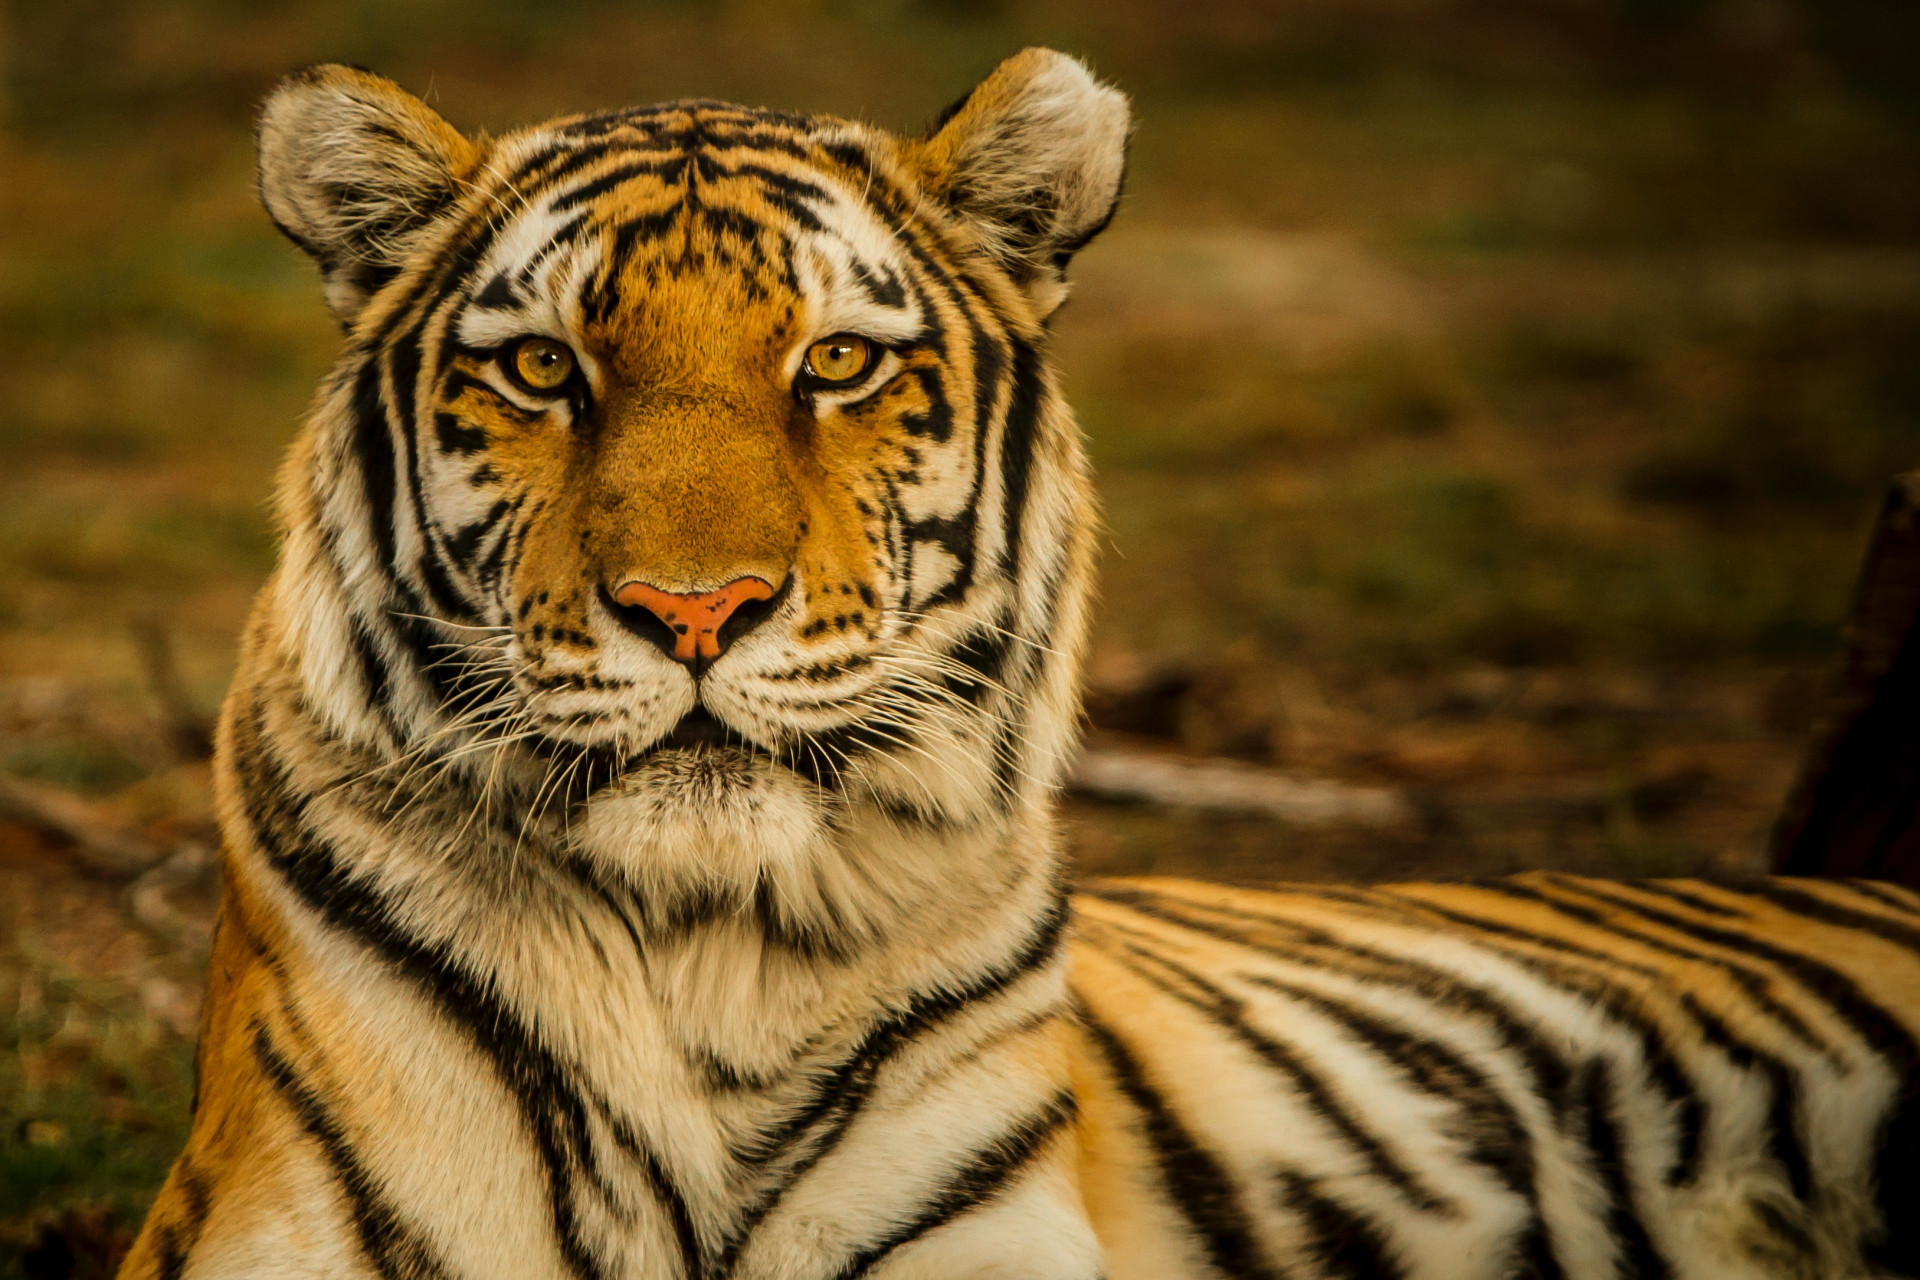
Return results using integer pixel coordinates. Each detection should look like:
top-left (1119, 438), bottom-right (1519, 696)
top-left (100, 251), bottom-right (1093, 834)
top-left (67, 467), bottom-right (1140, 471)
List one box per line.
top-left (117, 53), bottom-right (1918, 1280)
top-left (1073, 876), bottom-right (1920, 1280)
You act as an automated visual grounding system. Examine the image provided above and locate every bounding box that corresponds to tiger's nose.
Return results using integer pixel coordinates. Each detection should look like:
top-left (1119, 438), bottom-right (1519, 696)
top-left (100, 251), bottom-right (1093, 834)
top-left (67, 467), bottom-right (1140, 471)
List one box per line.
top-left (609, 576), bottom-right (780, 667)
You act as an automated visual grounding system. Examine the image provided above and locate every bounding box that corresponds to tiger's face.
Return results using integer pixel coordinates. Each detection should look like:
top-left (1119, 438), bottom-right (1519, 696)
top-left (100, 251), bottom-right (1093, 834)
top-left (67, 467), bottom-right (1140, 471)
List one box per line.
top-left (432, 114), bottom-right (1003, 763)
top-left (256, 53), bottom-right (1127, 894)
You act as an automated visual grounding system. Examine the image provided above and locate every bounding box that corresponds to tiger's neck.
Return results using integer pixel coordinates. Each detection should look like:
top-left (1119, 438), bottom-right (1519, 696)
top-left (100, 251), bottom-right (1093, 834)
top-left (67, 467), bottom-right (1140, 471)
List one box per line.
top-left (217, 607), bottom-right (1069, 1095)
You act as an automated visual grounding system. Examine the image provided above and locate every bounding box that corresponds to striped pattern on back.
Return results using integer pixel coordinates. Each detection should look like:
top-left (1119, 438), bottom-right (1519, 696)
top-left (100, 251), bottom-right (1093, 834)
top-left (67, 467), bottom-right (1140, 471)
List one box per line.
top-left (1071, 874), bottom-right (1920, 1280)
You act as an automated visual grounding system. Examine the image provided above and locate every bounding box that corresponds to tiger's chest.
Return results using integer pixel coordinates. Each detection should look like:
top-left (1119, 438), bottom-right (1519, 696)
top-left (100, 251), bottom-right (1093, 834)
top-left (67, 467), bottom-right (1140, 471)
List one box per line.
top-left (238, 872), bottom-right (1094, 1280)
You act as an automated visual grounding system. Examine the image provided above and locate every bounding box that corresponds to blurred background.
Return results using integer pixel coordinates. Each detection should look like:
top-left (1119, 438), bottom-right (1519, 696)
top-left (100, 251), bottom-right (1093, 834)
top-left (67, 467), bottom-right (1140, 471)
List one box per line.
top-left (3, 0), bottom-right (1919, 1269)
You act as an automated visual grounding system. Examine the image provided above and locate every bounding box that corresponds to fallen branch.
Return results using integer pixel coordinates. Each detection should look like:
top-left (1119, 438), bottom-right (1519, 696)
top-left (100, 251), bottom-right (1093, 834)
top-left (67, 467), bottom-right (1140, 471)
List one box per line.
top-left (1068, 750), bottom-right (1412, 828)
top-left (0, 773), bottom-right (171, 879)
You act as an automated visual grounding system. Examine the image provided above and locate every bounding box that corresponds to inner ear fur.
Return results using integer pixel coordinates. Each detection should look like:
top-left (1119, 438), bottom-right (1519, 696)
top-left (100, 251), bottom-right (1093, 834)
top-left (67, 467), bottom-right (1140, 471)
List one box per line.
top-left (908, 48), bottom-right (1130, 318)
top-left (256, 64), bottom-right (477, 324)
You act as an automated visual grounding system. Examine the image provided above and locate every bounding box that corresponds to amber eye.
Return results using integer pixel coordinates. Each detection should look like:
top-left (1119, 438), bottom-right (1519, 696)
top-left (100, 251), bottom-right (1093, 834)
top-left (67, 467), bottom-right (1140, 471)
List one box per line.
top-left (803, 335), bottom-right (875, 386)
top-left (508, 337), bottom-right (576, 393)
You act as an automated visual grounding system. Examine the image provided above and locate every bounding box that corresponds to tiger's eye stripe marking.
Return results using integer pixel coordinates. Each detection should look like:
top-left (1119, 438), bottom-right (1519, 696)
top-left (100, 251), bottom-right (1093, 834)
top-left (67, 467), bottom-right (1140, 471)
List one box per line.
top-left (432, 410), bottom-right (489, 456)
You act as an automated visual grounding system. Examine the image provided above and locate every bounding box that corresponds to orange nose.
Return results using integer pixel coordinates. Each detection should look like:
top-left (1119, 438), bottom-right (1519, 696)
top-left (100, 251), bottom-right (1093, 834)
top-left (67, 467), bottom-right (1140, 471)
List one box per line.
top-left (611, 576), bottom-right (777, 664)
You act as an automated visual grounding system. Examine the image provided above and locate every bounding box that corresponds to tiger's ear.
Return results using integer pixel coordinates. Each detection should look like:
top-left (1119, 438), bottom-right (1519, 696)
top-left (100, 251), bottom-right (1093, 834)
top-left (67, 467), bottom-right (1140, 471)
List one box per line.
top-left (256, 65), bottom-right (477, 324)
top-left (908, 49), bottom-right (1129, 319)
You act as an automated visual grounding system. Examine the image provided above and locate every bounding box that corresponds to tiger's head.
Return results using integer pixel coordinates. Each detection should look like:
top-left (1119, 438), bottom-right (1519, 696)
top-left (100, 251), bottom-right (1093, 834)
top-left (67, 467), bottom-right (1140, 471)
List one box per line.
top-left (254, 51), bottom-right (1126, 915)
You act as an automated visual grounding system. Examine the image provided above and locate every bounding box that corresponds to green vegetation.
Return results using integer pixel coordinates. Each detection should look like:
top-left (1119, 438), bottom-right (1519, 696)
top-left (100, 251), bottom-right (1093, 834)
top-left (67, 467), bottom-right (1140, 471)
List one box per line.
top-left (1, 960), bottom-right (195, 1271)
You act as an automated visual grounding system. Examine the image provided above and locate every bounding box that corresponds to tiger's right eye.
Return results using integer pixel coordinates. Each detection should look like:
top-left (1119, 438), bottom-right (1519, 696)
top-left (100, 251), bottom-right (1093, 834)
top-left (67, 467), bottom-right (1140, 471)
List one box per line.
top-left (803, 335), bottom-right (875, 386)
top-left (508, 337), bottom-right (576, 394)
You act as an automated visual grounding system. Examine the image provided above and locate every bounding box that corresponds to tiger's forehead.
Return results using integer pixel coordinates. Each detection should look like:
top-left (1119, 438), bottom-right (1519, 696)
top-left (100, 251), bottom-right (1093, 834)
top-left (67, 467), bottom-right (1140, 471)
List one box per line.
top-left (454, 102), bottom-right (927, 367)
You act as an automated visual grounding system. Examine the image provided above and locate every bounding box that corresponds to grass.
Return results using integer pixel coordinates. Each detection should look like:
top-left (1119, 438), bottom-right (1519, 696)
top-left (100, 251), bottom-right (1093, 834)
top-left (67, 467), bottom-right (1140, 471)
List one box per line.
top-left (1, 0), bottom-right (1918, 1262)
top-left (0, 958), bottom-right (196, 1272)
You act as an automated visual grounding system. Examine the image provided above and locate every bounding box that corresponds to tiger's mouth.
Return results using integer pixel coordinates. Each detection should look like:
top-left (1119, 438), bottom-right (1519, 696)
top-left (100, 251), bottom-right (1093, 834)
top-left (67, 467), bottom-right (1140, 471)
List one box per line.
top-left (637, 706), bottom-right (852, 795)
top-left (654, 706), bottom-right (752, 754)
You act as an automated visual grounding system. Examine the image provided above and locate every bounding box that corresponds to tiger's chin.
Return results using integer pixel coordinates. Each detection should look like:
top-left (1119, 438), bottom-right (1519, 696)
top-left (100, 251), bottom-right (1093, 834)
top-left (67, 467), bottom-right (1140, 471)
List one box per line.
top-left (568, 738), bottom-right (835, 897)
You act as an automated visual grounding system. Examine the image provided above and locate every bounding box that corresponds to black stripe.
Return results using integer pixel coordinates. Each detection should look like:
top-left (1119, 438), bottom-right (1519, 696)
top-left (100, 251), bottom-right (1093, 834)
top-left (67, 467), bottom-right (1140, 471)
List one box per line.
top-left (350, 361), bottom-right (399, 577)
top-left (548, 156), bottom-right (684, 213)
top-left (708, 157), bottom-right (831, 205)
top-left (1097, 934), bottom-right (1456, 1216)
top-left (1623, 880), bottom-right (1746, 917)
top-left (152, 1223), bottom-right (187, 1280)
top-left (475, 493), bottom-right (530, 590)
top-left (1274, 1168), bottom-right (1404, 1280)
top-left (1573, 1058), bottom-right (1671, 1280)
top-left (712, 886), bottom-right (1070, 1272)
top-left (830, 1092), bottom-right (1076, 1279)
top-left (178, 1157), bottom-right (213, 1237)
top-left (1189, 882), bottom-right (1729, 1205)
top-left (339, 608), bottom-right (401, 739)
top-left (253, 1023), bottom-right (455, 1280)
top-left (1753, 880), bottom-right (1920, 956)
top-left (471, 274), bottom-right (519, 311)
top-left (1480, 879), bottom-right (1838, 1066)
top-left (1406, 885), bottom-right (1733, 1187)
top-left (1847, 880), bottom-right (1920, 915)
top-left (1549, 879), bottom-right (1914, 1056)
top-left (995, 338), bottom-right (1044, 581)
top-left (1550, 877), bottom-right (1920, 1277)
top-left (1076, 1009), bottom-right (1283, 1280)
top-left (1090, 881), bottom-right (1819, 1252)
top-left (1236, 973), bottom-right (1546, 1197)
top-left (447, 498), bottom-right (513, 567)
top-left (433, 411), bottom-right (488, 456)
top-left (1080, 886), bottom-right (1576, 1112)
top-left (1664, 989), bottom-right (1816, 1202)
top-left (509, 140), bottom-right (622, 194)
top-left (386, 321), bottom-right (474, 624)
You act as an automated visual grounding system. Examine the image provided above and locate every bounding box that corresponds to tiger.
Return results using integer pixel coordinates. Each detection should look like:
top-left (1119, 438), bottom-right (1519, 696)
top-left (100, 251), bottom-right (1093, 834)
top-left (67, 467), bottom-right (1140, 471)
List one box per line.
top-left (114, 48), bottom-right (1919, 1280)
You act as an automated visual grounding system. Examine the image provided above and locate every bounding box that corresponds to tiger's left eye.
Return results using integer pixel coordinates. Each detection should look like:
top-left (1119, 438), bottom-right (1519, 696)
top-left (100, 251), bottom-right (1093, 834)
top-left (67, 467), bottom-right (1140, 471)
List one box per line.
top-left (803, 335), bottom-right (875, 386)
top-left (508, 337), bottom-right (576, 393)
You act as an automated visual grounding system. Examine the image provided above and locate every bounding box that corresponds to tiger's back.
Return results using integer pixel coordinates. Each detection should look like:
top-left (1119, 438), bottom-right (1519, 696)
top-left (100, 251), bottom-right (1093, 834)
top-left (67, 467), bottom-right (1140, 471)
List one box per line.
top-left (1071, 874), bottom-right (1920, 1280)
